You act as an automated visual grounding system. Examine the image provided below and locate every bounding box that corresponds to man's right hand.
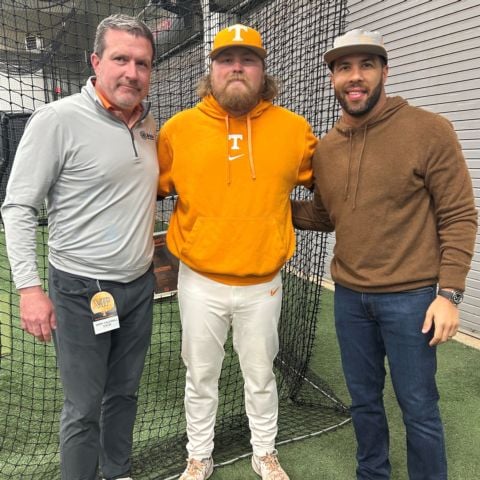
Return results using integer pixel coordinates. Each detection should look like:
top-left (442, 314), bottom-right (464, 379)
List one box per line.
top-left (19, 286), bottom-right (57, 343)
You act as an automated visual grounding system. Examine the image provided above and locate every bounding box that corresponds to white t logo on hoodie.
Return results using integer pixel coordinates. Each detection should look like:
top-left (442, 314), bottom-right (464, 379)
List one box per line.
top-left (228, 134), bottom-right (243, 150)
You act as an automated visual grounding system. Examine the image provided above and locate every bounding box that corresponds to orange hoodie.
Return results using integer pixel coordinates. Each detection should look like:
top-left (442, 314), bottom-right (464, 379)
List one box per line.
top-left (158, 94), bottom-right (316, 285)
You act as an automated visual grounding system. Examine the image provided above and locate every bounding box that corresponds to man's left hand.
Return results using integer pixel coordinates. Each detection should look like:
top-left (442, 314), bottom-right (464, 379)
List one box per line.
top-left (422, 296), bottom-right (459, 347)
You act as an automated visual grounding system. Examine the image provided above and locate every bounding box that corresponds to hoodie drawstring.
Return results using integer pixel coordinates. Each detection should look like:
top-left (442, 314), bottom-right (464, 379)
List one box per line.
top-left (344, 130), bottom-right (354, 200)
top-left (344, 126), bottom-right (368, 210)
top-left (352, 126), bottom-right (368, 210)
top-left (246, 114), bottom-right (256, 180)
top-left (225, 116), bottom-right (232, 185)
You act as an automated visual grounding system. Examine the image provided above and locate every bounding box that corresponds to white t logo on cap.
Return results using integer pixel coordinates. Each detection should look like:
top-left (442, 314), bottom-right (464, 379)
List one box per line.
top-left (228, 25), bottom-right (248, 42)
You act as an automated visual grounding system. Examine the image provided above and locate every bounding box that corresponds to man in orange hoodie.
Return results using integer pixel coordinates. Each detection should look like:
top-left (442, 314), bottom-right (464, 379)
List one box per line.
top-left (157, 24), bottom-right (316, 480)
top-left (293, 29), bottom-right (477, 480)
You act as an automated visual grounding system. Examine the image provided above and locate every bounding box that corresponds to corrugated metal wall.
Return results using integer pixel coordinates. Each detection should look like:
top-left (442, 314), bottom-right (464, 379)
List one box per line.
top-left (323, 0), bottom-right (480, 336)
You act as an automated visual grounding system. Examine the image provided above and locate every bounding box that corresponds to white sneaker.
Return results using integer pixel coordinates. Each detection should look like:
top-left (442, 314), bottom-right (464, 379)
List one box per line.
top-left (179, 457), bottom-right (214, 480)
top-left (252, 450), bottom-right (289, 480)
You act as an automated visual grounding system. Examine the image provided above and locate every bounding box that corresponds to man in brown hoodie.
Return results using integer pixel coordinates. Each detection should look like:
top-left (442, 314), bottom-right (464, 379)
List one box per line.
top-left (293, 29), bottom-right (477, 480)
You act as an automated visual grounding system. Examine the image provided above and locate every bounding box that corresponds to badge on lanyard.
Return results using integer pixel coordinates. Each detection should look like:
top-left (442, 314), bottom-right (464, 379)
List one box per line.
top-left (90, 291), bottom-right (120, 335)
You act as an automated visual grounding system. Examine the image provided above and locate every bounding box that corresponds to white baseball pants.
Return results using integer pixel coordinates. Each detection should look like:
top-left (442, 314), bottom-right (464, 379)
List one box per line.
top-left (177, 262), bottom-right (283, 459)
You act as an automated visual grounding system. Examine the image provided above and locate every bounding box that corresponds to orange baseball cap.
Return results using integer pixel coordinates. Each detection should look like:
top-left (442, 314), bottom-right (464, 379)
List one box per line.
top-left (210, 24), bottom-right (267, 59)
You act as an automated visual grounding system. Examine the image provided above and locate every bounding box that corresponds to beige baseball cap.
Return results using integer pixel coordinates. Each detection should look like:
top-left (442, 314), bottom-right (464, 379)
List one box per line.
top-left (210, 24), bottom-right (267, 59)
top-left (324, 29), bottom-right (388, 69)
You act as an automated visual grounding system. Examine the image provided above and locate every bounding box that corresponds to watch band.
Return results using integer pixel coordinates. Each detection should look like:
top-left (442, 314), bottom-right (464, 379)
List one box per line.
top-left (437, 289), bottom-right (464, 305)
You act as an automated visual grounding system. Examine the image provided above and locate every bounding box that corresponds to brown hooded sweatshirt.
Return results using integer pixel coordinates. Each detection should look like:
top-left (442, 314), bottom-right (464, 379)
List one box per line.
top-left (292, 96), bottom-right (477, 292)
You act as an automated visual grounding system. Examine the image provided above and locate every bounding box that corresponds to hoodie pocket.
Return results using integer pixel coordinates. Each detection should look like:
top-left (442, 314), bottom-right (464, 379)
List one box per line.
top-left (180, 216), bottom-right (289, 277)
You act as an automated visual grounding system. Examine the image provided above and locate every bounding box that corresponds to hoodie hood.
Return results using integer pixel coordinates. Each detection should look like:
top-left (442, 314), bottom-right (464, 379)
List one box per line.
top-left (335, 96), bottom-right (407, 135)
top-left (198, 94), bottom-right (272, 184)
top-left (335, 96), bottom-right (408, 209)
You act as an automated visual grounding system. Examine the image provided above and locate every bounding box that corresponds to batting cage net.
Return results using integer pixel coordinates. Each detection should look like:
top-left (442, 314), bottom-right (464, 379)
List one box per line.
top-left (0, 1), bottom-right (349, 478)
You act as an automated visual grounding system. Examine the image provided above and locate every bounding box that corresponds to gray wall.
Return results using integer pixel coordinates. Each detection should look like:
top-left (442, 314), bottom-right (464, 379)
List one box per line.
top-left (323, 0), bottom-right (480, 336)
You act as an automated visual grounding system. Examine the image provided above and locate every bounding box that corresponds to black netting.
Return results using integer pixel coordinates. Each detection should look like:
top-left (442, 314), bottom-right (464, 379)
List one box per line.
top-left (0, 1), bottom-right (349, 479)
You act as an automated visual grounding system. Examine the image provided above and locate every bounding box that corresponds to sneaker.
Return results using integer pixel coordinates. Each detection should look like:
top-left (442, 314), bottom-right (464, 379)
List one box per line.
top-left (179, 457), bottom-right (214, 480)
top-left (252, 450), bottom-right (289, 480)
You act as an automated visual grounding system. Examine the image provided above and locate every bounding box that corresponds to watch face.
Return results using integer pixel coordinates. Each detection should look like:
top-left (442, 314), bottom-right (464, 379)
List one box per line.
top-left (452, 291), bottom-right (464, 304)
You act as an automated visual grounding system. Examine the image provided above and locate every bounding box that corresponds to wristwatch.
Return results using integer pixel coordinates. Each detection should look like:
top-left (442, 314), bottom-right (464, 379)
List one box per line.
top-left (437, 289), bottom-right (464, 305)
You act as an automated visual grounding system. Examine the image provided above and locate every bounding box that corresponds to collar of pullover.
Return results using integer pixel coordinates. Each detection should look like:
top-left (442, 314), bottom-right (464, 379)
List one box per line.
top-left (198, 94), bottom-right (272, 184)
top-left (83, 76), bottom-right (150, 127)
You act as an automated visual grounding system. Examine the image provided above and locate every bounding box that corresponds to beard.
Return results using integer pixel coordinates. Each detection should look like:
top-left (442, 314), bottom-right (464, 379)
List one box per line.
top-left (212, 76), bottom-right (261, 115)
top-left (336, 78), bottom-right (383, 117)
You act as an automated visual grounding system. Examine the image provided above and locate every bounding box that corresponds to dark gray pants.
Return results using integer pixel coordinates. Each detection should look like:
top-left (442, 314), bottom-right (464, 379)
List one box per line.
top-left (49, 264), bottom-right (154, 480)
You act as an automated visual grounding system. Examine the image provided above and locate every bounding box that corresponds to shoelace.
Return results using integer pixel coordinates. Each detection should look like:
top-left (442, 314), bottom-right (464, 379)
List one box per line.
top-left (260, 454), bottom-right (280, 471)
top-left (186, 458), bottom-right (207, 475)
top-left (259, 454), bottom-right (286, 479)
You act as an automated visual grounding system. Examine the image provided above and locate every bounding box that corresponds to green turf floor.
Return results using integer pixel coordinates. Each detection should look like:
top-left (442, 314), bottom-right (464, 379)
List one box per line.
top-left (1, 277), bottom-right (478, 479)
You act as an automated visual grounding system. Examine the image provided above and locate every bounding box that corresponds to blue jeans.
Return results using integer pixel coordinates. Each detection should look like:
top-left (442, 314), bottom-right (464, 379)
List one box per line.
top-left (334, 284), bottom-right (447, 480)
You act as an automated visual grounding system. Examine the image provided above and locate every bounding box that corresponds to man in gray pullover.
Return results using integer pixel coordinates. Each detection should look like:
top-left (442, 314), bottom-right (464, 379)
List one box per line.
top-left (1, 14), bottom-right (158, 480)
